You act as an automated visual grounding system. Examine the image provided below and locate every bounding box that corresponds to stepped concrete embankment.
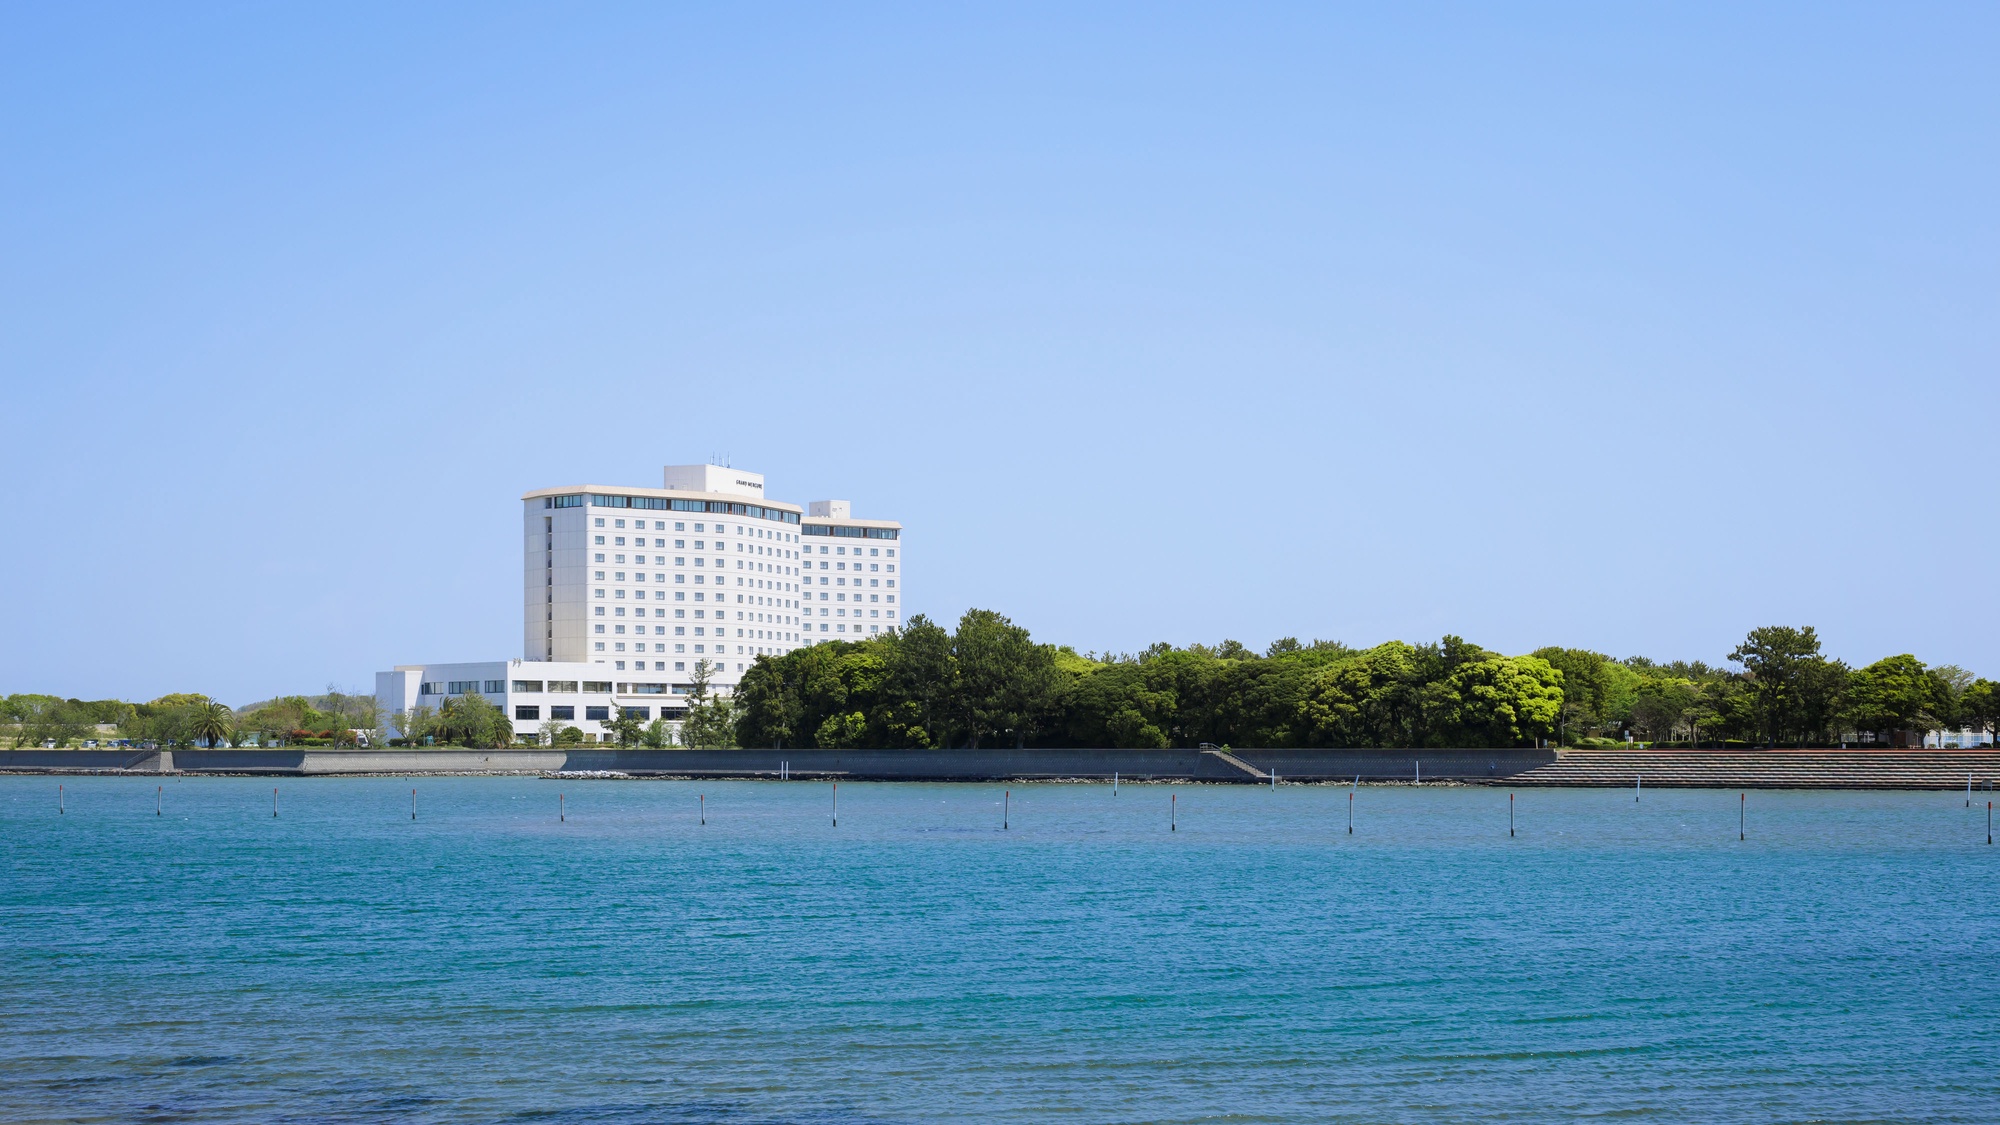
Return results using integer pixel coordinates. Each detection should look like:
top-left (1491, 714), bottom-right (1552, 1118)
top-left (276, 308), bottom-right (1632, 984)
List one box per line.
top-left (5, 745), bottom-right (1998, 788)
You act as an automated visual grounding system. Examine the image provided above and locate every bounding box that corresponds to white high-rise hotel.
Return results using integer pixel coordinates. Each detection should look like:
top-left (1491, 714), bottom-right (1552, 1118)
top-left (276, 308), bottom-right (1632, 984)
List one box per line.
top-left (376, 464), bottom-right (903, 742)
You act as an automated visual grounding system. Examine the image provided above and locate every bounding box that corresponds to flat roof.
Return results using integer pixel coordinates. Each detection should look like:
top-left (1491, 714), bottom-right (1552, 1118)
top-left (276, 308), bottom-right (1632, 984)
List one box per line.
top-left (521, 485), bottom-right (803, 514)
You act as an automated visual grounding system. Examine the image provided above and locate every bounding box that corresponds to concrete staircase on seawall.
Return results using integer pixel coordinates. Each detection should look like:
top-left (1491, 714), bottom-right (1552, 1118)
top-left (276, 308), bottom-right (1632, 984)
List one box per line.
top-left (1509, 750), bottom-right (2000, 791)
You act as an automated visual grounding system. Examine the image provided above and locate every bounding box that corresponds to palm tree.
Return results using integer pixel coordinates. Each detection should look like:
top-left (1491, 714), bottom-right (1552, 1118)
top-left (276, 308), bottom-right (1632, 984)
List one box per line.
top-left (190, 700), bottom-right (235, 748)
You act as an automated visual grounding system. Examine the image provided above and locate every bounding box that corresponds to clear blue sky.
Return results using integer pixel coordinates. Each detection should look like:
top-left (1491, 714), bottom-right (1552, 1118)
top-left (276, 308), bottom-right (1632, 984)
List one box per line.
top-left (3, 3), bottom-right (1994, 705)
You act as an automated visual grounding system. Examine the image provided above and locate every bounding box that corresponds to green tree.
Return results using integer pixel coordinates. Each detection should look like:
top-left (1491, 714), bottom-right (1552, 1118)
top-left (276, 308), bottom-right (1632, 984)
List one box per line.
top-left (885, 614), bottom-right (958, 747)
top-left (1534, 648), bottom-right (1613, 743)
top-left (1959, 680), bottom-right (1999, 746)
top-left (1629, 677), bottom-right (1700, 743)
top-left (606, 710), bottom-right (645, 747)
top-left (952, 609), bottom-right (1060, 748)
top-left (14, 695), bottom-right (89, 748)
top-left (436, 694), bottom-right (513, 748)
top-left (1728, 626), bottom-right (1837, 745)
top-left (1843, 655), bottom-right (1941, 743)
top-left (190, 700), bottom-right (234, 748)
top-left (1436, 654), bottom-right (1563, 747)
top-left (679, 659), bottom-right (736, 748)
top-left (396, 705), bottom-right (435, 745)
top-left (733, 653), bottom-right (806, 748)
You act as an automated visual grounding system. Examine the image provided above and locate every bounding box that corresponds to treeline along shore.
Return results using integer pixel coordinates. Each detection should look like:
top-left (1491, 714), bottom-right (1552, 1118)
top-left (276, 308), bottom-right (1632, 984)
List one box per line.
top-left (5, 613), bottom-right (1996, 753)
top-left (728, 614), bottom-right (1996, 752)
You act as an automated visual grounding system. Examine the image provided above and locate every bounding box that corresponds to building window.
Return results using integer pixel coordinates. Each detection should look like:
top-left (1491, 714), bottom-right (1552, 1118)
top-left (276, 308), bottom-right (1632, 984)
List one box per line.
top-left (550, 705), bottom-right (575, 720)
top-left (594, 642), bottom-right (606, 651)
top-left (512, 681), bottom-right (543, 693)
top-left (515, 705), bottom-right (540, 720)
top-left (585, 706), bottom-right (610, 722)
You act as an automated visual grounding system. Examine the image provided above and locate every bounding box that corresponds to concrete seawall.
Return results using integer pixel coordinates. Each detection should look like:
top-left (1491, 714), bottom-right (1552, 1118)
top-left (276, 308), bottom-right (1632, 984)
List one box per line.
top-left (6, 746), bottom-right (1999, 789)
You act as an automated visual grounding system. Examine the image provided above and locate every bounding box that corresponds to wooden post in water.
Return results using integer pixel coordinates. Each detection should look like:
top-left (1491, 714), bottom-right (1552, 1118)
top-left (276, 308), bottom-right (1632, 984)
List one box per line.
top-left (59, 784), bottom-right (63, 815)
top-left (1739, 792), bottom-right (1745, 841)
top-left (1171, 791), bottom-right (1176, 832)
top-left (1004, 790), bottom-right (1009, 831)
top-left (1510, 793), bottom-right (1515, 838)
top-left (273, 787), bottom-right (278, 818)
top-left (1348, 789), bottom-right (1353, 835)
top-left (1415, 760), bottom-right (1421, 786)
top-left (1970, 776), bottom-right (1974, 808)
top-left (833, 782), bottom-right (838, 828)
top-left (411, 788), bottom-right (416, 821)
top-left (157, 785), bottom-right (162, 817)
top-left (560, 793), bottom-right (565, 823)
top-left (1988, 800), bottom-right (1992, 845)
top-left (700, 794), bottom-right (705, 825)
top-left (1636, 775), bottom-right (1641, 802)
top-left (1113, 770), bottom-right (1118, 796)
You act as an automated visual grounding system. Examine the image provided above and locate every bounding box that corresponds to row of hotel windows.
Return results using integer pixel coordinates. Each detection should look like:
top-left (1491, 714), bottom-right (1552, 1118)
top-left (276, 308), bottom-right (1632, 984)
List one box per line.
top-left (550, 495), bottom-right (804, 526)
top-left (595, 623), bottom-right (789, 636)
top-left (593, 606), bottom-right (884, 634)
top-left (425, 679), bottom-right (760, 701)
top-left (593, 618), bottom-right (895, 653)
top-left (548, 498), bottom-right (901, 541)
top-left (590, 606), bottom-right (795, 620)
top-left (509, 680), bottom-right (710, 696)
top-left (511, 704), bottom-right (693, 722)
top-left (588, 564), bottom-right (893, 579)
top-left (589, 554), bottom-right (894, 570)
top-left (591, 518), bottom-right (802, 539)
top-left (592, 572), bottom-right (893, 588)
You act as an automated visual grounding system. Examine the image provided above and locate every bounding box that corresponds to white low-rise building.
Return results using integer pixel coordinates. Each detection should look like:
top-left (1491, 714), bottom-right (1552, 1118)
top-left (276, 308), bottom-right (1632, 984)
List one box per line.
top-left (378, 463), bottom-right (904, 743)
top-left (375, 660), bottom-right (704, 744)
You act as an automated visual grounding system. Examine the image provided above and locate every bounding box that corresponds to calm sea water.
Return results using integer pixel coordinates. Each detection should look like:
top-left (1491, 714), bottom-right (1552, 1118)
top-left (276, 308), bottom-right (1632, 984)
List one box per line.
top-left (2, 776), bottom-right (1997, 1124)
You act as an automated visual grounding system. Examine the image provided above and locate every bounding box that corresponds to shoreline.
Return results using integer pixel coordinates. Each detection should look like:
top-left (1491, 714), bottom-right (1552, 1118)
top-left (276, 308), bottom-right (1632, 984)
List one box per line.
top-left (4, 745), bottom-right (1997, 790)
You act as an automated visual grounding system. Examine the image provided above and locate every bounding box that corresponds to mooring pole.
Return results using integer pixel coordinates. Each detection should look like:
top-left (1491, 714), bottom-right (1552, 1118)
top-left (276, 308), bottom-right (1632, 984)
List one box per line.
top-left (560, 793), bottom-right (564, 822)
top-left (1004, 790), bottom-right (1009, 831)
top-left (1348, 789), bottom-right (1353, 835)
top-left (1113, 770), bottom-right (1118, 796)
top-left (157, 785), bottom-right (162, 817)
top-left (59, 784), bottom-right (63, 815)
top-left (700, 794), bottom-right (705, 825)
top-left (411, 788), bottom-right (416, 821)
top-left (273, 787), bottom-right (278, 819)
top-left (1510, 793), bottom-right (1515, 838)
top-left (1740, 792), bottom-right (1745, 841)
top-left (833, 782), bottom-right (838, 828)
top-left (1636, 775), bottom-right (1641, 803)
top-left (1171, 791), bottom-right (1176, 832)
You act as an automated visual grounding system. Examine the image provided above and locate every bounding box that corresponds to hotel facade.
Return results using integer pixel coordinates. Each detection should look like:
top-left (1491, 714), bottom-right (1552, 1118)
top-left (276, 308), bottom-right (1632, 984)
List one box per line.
top-left (375, 464), bottom-right (903, 743)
